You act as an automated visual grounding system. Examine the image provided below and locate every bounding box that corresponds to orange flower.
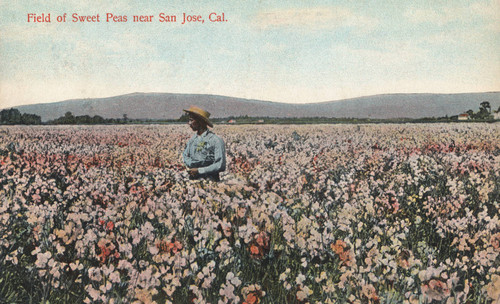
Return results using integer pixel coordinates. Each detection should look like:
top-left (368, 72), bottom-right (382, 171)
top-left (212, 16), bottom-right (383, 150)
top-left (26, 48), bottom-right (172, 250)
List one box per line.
top-left (242, 285), bottom-right (264, 304)
top-left (250, 245), bottom-right (260, 256)
top-left (338, 250), bottom-right (354, 266)
top-left (98, 219), bottom-right (114, 231)
top-left (246, 292), bottom-right (258, 304)
top-left (256, 232), bottom-right (269, 248)
top-left (331, 240), bottom-right (354, 266)
top-left (172, 240), bottom-right (183, 254)
top-left (97, 239), bottom-right (116, 264)
top-left (167, 242), bottom-right (175, 251)
top-left (156, 239), bottom-right (183, 255)
top-left (249, 232), bottom-right (270, 258)
top-left (331, 240), bottom-right (347, 255)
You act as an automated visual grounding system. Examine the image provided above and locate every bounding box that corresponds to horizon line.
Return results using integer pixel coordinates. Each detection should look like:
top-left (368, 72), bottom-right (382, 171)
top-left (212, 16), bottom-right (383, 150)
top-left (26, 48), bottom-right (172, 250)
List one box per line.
top-left (5, 90), bottom-right (500, 110)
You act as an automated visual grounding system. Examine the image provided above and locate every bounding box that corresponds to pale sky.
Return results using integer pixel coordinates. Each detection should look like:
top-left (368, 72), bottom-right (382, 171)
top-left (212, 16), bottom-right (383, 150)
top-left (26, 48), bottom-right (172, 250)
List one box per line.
top-left (1, 0), bottom-right (499, 108)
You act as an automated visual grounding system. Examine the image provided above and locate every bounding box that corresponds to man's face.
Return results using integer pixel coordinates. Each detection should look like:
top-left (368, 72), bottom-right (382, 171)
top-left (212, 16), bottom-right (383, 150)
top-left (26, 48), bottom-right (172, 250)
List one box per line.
top-left (188, 115), bottom-right (202, 132)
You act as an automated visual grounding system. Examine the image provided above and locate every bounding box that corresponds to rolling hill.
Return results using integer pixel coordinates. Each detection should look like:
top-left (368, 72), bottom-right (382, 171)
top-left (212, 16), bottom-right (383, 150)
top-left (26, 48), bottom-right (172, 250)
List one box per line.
top-left (8, 92), bottom-right (500, 121)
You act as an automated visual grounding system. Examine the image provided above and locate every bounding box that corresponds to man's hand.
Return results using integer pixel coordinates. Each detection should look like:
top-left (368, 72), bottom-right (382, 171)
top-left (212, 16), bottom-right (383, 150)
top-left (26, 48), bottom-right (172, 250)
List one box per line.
top-left (187, 168), bottom-right (199, 177)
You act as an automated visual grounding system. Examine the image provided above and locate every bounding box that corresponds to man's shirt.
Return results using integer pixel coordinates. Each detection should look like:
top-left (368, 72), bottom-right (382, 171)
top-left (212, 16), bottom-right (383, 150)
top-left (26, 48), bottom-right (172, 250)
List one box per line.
top-left (183, 130), bottom-right (226, 176)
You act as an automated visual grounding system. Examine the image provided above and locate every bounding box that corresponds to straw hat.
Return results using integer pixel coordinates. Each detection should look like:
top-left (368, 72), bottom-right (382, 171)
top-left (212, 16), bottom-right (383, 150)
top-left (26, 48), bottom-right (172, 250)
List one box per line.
top-left (183, 105), bottom-right (213, 127)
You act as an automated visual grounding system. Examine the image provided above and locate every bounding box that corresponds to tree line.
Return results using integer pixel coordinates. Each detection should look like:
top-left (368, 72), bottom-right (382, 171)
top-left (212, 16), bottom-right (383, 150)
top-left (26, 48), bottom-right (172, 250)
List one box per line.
top-left (0, 109), bottom-right (127, 125)
top-left (1, 101), bottom-right (499, 125)
top-left (47, 112), bottom-right (126, 124)
top-left (0, 108), bottom-right (42, 125)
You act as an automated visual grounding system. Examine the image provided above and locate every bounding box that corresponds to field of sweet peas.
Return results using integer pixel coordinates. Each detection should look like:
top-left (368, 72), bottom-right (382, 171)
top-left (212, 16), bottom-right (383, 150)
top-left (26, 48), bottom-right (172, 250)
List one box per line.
top-left (0, 123), bottom-right (499, 304)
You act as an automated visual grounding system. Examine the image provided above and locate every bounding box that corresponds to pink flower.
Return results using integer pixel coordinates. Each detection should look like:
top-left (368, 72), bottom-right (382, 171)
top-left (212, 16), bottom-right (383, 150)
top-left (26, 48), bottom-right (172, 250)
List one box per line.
top-left (85, 285), bottom-right (101, 301)
top-left (361, 284), bottom-right (379, 302)
top-left (422, 280), bottom-right (451, 302)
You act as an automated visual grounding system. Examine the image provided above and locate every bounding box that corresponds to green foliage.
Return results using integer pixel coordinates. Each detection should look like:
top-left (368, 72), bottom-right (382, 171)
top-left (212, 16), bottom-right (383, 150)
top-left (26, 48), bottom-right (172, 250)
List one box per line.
top-left (48, 112), bottom-right (120, 125)
top-left (0, 108), bottom-right (42, 125)
top-left (460, 101), bottom-right (494, 120)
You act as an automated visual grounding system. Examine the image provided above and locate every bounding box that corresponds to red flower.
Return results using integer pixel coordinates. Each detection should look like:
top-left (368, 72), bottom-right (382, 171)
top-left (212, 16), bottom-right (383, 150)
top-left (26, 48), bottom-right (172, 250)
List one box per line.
top-left (249, 232), bottom-right (270, 258)
top-left (106, 221), bottom-right (114, 231)
top-left (156, 238), bottom-right (183, 255)
top-left (245, 292), bottom-right (258, 304)
top-left (331, 240), bottom-right (347, 255)
top-left (250, 245), bottom-right (260, 256)
top-left (331, 240), bottom-right (354, 266)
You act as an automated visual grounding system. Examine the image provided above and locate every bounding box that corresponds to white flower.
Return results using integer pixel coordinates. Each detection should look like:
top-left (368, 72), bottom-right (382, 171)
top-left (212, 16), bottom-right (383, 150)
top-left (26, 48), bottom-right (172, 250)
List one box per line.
top-left (35, 251), bottom-right (52, 268)
top-left (88, 267), bottom-right (103, 281)
top-left (296, 273), bottom-right (306, 285)
top-left (226, 272), bottom-right (242, 287)
top-left (297, 286), bottom-right (313, 301)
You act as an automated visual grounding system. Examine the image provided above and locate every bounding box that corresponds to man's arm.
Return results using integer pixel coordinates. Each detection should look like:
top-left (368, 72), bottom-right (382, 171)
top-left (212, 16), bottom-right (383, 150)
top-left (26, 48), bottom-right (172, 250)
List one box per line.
top-left (198, 136), bottom-right (226, 175)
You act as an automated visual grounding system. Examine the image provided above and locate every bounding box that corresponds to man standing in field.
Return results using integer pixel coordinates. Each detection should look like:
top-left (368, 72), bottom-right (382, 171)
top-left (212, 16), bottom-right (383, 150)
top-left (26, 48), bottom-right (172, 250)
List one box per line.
top-left (182, 106), bottom-right (226, 181)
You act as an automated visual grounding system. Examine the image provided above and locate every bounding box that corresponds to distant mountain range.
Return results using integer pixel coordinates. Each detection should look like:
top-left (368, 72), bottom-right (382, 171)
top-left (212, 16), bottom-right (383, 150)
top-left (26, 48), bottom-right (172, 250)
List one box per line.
top-left (8, 92), bottom-right (500, 121)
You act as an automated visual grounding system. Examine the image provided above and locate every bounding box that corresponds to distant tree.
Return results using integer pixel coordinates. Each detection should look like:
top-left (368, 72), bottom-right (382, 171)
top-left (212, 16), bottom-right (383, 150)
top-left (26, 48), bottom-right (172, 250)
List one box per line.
top-left (178, 113), bottom-right (189, 122)
top-left (50, 111), bottom-right (76, 124)
top-left (0, 108), bottom-right (41, 124)
top-left (480, 101), bottom-right (491, 113)
top-left (0, 109), bottom-right (21, 124)
top-left (21, 113), bottom-right (42, 125)
top-left (477, 101), bottom-right (493, 120)
top-left (50, 112), bottom-right (113, 124)
top-left (91, 115), bottom-right (105, 124)
top-left (76, 115), bottom-right (92, 124)
top-left (64, 112), bottom-right (75, 124)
